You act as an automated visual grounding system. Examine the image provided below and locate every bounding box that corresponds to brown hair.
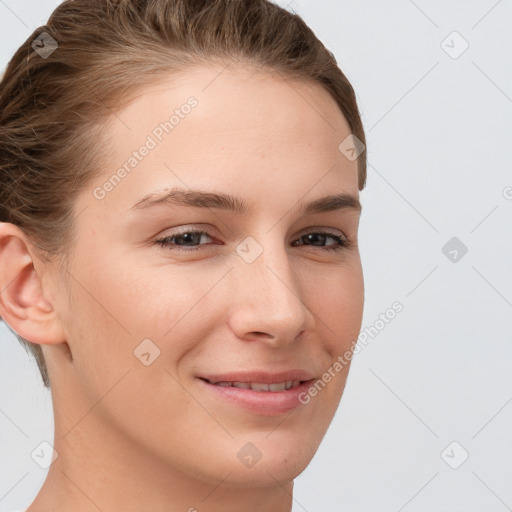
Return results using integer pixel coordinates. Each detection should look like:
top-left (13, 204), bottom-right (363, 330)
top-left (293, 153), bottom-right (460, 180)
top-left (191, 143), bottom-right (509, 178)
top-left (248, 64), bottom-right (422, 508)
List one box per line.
top-left (0, 0), bottom-right (367, 389)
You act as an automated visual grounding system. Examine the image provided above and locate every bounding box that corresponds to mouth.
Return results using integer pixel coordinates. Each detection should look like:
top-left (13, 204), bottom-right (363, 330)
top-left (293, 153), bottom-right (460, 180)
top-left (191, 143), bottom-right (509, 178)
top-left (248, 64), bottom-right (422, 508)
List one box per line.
top-left (197, 376), bottom-right (317, 416)
top-left (200, 378), bottom-right (306, 392)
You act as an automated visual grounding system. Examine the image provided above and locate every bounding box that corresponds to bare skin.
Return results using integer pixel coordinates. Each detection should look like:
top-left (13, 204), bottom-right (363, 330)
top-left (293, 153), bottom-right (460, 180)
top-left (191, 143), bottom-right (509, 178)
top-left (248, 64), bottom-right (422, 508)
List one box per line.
top-left (0, 64), bottom-right (364, 512)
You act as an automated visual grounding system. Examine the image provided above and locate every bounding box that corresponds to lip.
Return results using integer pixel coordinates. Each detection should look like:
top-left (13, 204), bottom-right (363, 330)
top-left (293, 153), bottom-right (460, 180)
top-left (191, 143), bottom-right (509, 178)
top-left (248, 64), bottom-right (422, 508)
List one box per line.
top-left (196, 370), bottom-right (316, 416)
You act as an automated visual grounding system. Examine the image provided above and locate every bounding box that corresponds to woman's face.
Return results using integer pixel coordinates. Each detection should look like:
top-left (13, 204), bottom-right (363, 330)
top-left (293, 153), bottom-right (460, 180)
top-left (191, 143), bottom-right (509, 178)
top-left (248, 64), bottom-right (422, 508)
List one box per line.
top-left (49, 64), bottom-right (364, 486)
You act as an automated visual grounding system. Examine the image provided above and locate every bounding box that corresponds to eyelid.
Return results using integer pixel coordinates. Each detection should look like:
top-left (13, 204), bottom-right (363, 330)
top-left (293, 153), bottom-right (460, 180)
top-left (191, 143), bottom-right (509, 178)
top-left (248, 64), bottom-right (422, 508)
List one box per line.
top-left (297, 225), bottom-right (345, 237)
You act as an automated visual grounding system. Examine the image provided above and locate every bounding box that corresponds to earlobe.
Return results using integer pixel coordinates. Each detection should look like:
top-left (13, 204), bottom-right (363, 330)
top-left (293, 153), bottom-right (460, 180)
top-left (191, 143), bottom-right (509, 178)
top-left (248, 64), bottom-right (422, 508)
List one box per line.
top-left (0, 222), bottom-right (66, 346)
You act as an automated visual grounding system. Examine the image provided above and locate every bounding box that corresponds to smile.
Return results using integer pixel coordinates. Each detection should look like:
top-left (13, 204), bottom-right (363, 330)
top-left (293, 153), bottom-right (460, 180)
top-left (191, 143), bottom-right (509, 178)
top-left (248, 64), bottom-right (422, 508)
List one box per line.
top-left (205, 379), bottom-right (303, 391)
top-left (198, 377), bottom-right (316, 416)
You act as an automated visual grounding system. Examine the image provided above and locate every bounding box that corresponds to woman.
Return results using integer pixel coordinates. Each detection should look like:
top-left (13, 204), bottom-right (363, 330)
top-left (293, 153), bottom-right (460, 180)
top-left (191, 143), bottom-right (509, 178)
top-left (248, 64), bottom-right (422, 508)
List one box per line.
top-left (0, 0), bottom-right (367, 510)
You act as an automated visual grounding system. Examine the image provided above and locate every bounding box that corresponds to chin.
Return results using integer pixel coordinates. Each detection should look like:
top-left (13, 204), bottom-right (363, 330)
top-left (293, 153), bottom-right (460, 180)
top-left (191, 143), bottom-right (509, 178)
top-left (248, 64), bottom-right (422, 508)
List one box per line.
top-left (217, 457), bottom-right (311, 488)
top-left (203, 435), bottom-right (319, 487)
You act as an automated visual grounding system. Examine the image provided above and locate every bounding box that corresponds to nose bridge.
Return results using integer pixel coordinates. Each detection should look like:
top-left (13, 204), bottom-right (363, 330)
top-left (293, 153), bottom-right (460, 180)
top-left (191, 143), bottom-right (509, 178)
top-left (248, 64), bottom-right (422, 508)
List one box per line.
top-left (228, 232), bottom-right (311, 343)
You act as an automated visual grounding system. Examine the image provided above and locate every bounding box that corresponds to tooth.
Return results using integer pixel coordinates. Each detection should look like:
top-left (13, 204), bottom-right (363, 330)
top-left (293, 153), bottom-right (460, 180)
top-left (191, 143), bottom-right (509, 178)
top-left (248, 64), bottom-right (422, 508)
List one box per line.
top-left (232, 381), bottom-right (251, 389)
top-left (269, 382), bottom-right (286, 392)
top-left (250, 382), bottom-right (270, 391)
top-left (212, 380), bottom-right (301, 391)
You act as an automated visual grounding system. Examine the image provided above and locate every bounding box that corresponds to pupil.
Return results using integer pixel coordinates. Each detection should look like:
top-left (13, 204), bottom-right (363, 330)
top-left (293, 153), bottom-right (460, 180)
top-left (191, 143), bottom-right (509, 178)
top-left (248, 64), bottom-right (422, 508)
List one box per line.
top-left (182, 233), bottom-right (198, 246)
top-left (308, 233), bottom-right (323, 246)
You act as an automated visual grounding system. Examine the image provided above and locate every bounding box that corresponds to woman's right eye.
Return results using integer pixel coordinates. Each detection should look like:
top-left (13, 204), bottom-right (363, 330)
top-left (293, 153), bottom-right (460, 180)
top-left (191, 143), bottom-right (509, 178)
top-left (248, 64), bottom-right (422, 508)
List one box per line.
top-left (154, 229), bottom-right (214, 252)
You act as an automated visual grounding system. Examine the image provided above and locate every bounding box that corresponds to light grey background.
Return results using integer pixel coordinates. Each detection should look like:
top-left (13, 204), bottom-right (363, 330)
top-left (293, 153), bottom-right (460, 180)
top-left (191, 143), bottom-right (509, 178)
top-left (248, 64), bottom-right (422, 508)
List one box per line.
top-left (1, 1), bottom-right (511, 511)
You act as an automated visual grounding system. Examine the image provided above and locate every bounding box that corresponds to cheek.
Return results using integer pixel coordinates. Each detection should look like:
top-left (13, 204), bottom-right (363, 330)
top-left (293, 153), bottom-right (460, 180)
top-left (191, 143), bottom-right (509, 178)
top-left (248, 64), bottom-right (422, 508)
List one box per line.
top-left (63, 255), bottom-right (216, 389)
top-left (305, 260), bottom-right (364, 344)
top-left (59, 254), bottom-right (154, 392)
top-left (283, 261), bottom-right (363, 417)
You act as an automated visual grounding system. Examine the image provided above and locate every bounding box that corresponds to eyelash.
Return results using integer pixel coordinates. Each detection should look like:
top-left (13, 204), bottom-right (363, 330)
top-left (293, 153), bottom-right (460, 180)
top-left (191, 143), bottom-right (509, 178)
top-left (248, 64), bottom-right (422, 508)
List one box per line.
top-left (154, 228), bottom-right (350, 253)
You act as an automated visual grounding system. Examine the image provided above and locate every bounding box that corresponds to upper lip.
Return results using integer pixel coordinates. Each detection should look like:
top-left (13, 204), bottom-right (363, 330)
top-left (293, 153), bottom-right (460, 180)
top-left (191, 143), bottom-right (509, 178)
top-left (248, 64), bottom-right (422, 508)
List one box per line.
top-left (199, 369), bottom-right (316, 384)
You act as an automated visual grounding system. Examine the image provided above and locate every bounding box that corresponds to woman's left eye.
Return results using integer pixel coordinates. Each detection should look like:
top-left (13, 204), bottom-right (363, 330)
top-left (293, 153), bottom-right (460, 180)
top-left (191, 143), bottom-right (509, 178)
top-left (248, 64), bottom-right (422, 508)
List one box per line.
top-left (154, 228), bottom-right (349, 252)
top-left (292, 231), bottom-right (349, 252)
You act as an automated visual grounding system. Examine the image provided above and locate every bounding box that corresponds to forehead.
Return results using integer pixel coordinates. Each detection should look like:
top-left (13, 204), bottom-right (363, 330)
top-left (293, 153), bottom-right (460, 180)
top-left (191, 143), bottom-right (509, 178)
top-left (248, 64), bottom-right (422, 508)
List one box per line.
top-left (109, 65), bottom-right (351, 138)
top-left (80, 65), bottom-right (359, 217)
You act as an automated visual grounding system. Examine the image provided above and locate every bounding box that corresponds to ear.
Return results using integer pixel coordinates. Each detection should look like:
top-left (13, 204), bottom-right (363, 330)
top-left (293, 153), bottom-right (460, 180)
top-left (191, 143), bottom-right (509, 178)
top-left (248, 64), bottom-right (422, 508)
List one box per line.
top-left (0, 222), bottom-right (66, 345)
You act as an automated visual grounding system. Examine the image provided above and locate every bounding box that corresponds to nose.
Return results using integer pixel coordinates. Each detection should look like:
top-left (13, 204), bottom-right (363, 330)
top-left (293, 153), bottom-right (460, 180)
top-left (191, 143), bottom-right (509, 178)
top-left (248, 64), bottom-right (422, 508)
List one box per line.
top-left (227, 238), bottom-right (314, 348)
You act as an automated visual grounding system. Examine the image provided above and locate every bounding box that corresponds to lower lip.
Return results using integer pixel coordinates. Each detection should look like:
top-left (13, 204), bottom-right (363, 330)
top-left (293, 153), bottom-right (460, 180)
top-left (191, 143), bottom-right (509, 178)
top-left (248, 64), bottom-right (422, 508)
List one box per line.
top-left (197, 378), bottom-right (315, 416)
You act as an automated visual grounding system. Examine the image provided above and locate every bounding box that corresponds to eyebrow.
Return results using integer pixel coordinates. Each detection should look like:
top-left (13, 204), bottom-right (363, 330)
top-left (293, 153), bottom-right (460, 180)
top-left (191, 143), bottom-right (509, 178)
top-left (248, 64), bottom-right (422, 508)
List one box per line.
top-left (129, 188), bottom-right (362, 215)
